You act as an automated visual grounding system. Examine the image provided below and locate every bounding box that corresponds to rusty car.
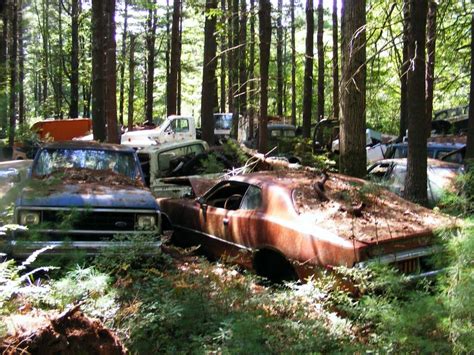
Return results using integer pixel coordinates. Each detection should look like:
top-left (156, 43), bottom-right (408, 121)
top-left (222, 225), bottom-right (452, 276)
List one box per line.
top-left (158, 170), bottom-right (452, 282)
top-left (2, 141), bottom-right (161, 257)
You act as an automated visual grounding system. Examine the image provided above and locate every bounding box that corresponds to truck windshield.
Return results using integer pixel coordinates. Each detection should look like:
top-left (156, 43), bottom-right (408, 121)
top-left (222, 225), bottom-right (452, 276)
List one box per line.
top-left (33, 148), bottom-right (141, 180)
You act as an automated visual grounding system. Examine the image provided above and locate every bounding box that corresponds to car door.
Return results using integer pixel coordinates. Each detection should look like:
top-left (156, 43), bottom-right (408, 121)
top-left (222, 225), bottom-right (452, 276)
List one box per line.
top-left (194, 181), bottom-right (250, 257)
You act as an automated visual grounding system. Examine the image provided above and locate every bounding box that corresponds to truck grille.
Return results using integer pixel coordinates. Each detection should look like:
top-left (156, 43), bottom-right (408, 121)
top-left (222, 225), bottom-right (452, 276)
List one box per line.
top-left (41, 210), bottom-right (138, 231)
top-left (395, 258), bottom-right (420, 274)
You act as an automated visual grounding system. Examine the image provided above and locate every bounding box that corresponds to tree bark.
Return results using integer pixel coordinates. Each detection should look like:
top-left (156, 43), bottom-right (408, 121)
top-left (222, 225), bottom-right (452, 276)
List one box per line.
top-left (399, 0), bottom-right (409, 139)
top-left (258, 0), bottom-right (271, 153)
top-left (128, 34), bottom-right (136, 132)
top-left (177, 3), bottom-right (183, 115)
top-left (0, 8), bottom-right (8, 132)
top-left (404, 0), bottom-right (428, 205)
top-left (201, 0), bottom-right (218, 145)
top-left (465, 3), bottom-right (474, 161)
top-left (8, 0), bottom-right (18, 147)
top-left (276, 0), bottom-right (283, 117)
top-left (18, 0), bottom-right (24, 125)
top-left (425, 0), bottom-right (437, 137)
top-left (220, 0), bottom-right (226, 112)
top-left (104, 0), bottom-right (119, 143)
top-left (237, 0), bottom-right (247, 134)
top-left (69, 0), bottom-right (80, 118)
top-left (302, 0), bottom-right (314, 138)
top-left (91, 0), bottom-right (106, 141)
top-left (248, 0), bottom-right (255, 140)
top-left (167, 0), bottom-right (180, 116)
top-left (145, 1), bottom-right (157, 125)
top-left (332, 0), bottom-right (339, 121)
top-left (118, 0), bottom-right (129, 126)
top-left (339, 0), bottom-right (366, 178)
top-left (41, 0), bottom-right (49, 118)
top-left (290, 0), bottom-right (296, 126)
top-left (317, 0), bottom-right (324, 122)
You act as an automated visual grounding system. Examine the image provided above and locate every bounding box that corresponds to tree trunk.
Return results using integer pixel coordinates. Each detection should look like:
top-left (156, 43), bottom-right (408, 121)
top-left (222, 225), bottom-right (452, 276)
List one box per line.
top-left (290, 0), bottom-right (296, 126)
top-left (399, 0), bottom-right (409, 139)
top-left (465, 4), bottom-right (474, 161)
top-left (69, 0), bottom-right (80, 118)
top-left (118, 0), bottom-right (129, 126)
top-left (177, 4), bottom-right (183, 115)
top-left (201, 0), bottom-right (218, 145)
top-left (128, 34), bottom-right (136, 132)
top-left (167, 0), bottom-right (180, 116)
top-left (339, 0), bottom-right (367, 178)
top-left (145, 2), bottom-right (157, 125)
top-left (18, 0), bottom-right (24, 125)
top-left (220, 0), bottom-right (226, 112)
top-left (258, 0), bottom-right (271, 153)
top-left (276, 0), bottom-right (283, 117)
top-left (0, 8), bottom-right (8, 132)
top-left (237, 0), bottom-right (247, 133)
top-left (166, 0), bottom-right (170, 113)
top-left (248, 0), bottom-right (255, 140)
top-left (332, 0), bottom-right (339, 121)
top-left (317, 0), bottom-right (324, 122)
top-left (91, 0), bottom-right (106, 141)
top-left (41, 0), bottom-right (49, 118)
top-left (404, 0), bottom-right (428, 205)
top-left (302, 0), bottom-right (314, 138)
top-left (105, 0), bottom-right (119, 143)
top-left (425, 0), bottom-right (437, 137)
top-left (56, 0), bottom-right (63, 118)
top-left (8, 0), bottom-right (18, 147)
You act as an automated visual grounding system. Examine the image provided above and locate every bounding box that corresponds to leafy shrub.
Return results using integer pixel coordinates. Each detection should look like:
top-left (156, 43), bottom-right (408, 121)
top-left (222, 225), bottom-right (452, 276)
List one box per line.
top-left (439, 162), bottom-right (474, 217)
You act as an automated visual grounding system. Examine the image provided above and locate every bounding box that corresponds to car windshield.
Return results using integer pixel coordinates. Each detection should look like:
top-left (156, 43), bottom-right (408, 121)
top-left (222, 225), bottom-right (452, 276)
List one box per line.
top-left (215, 114), bottom-right (233, 130)
top-left (33, 148), bottom-right (141, 180)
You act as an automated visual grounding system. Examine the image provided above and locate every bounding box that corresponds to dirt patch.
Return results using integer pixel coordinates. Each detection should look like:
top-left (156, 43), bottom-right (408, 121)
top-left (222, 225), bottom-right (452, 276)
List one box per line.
top-left (1, 306), bottom-right (126, 354)
top-left (37, 167), bottom-right (144, 188)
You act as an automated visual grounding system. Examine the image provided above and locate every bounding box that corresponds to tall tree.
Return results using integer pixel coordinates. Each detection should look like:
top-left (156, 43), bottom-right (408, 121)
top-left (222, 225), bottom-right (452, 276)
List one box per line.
top-left (201, 0), bottom-right (218, 145)
top-left (0, 6), bottom-right (8, 132)
top-left (248, 0), bottom-right (256, 139)
top-left (316, 0), bottom-right (324, 122)
top-left (91, 0), bottom-right (106, 141)
top-left (404, 0), bottom-right (428, 204)
top-left (219, 0), bottom-right (226, 112)
top-left (18, 0), bottom-right (25, 125)
top-left (276, 0), bottom-right (283, 116)
top-left (290, 0), bottom-right (296, 126)
top-left (105, 0), bottom-right (119, 143)
top-left (258, 0), bottom-right (271, 153)
top-left (177, 3), bottom-right (183, 114)
top-left (332, 0), bottom-right (339, 120)
top-left (167, 0), bottom-right (181, 116)
top-left (425, 0), bottom-right (437, 136)
top-left (238, 0), bottom-right (247, 124)
top-left (465, 2), bottom-right (474, 161)
top-left (128, 34), bottom-right (136, 132)
top-left (339, 0), bottom-right (366, 178)
top-left (145, 1), bottom-right (157, 125)
top-left (399, 0), bottom-right (409, 139)
top-left (118, 0), bottom-right (129, 126)
top-left (8, 0), bottom-right (18, 146)
top-left (302, 0), bottom-right (314, 138)
top-left (69, 0), bottom-right (80, 118)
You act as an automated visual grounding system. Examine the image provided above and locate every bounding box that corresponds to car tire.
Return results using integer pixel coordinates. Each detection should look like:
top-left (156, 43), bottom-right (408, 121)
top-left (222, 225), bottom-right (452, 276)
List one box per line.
top-left (253, 249), bottom-right (297, 283)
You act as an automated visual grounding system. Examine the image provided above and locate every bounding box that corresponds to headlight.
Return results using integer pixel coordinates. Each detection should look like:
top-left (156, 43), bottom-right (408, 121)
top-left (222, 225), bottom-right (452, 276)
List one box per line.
top-left (136, 215), bottom-right (156, 230)
top-left (19, 211), bottom-right (41, 225)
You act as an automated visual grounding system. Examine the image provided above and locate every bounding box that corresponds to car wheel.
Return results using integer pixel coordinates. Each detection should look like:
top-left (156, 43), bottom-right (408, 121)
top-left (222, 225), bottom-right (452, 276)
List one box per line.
top-left (253, 249), bottom-right (297, 283)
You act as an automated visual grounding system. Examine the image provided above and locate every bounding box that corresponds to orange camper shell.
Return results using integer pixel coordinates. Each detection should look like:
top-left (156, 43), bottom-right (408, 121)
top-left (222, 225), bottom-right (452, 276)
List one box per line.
top-left (31, 118), bottom-right (92, 141)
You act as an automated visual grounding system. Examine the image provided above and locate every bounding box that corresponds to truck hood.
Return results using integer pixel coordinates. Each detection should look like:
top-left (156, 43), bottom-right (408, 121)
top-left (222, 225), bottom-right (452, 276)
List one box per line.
top-left (18, 183), bottom-right (158, 210)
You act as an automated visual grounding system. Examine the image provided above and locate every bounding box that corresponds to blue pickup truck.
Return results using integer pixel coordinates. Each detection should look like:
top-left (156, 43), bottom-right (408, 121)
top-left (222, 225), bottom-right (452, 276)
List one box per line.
top-left (3, 141), bottom-right (161, 257)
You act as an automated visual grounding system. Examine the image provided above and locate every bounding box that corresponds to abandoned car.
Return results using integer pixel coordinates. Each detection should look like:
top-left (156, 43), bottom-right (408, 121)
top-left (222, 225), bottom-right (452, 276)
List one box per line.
top-left (367, 158), bottom-right (463, 206)
top-left (3, 141), bottom-right (161, 257)
top-left (158, 171), bottom-right (452, 282)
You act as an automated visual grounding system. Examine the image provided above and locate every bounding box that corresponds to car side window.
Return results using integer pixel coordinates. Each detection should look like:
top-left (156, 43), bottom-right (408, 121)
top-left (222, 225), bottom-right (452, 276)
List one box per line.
top-left (240, 185), bottom-right (262, 210)
top-left (176, 119), bottom-right (189, 133)
top-left (204, 182), bottom-right (249, 210)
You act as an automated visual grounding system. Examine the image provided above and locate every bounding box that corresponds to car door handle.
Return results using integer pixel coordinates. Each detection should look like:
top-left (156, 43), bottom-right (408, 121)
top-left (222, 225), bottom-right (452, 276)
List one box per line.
top-left (223, 218), bottom-right (229, 225)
